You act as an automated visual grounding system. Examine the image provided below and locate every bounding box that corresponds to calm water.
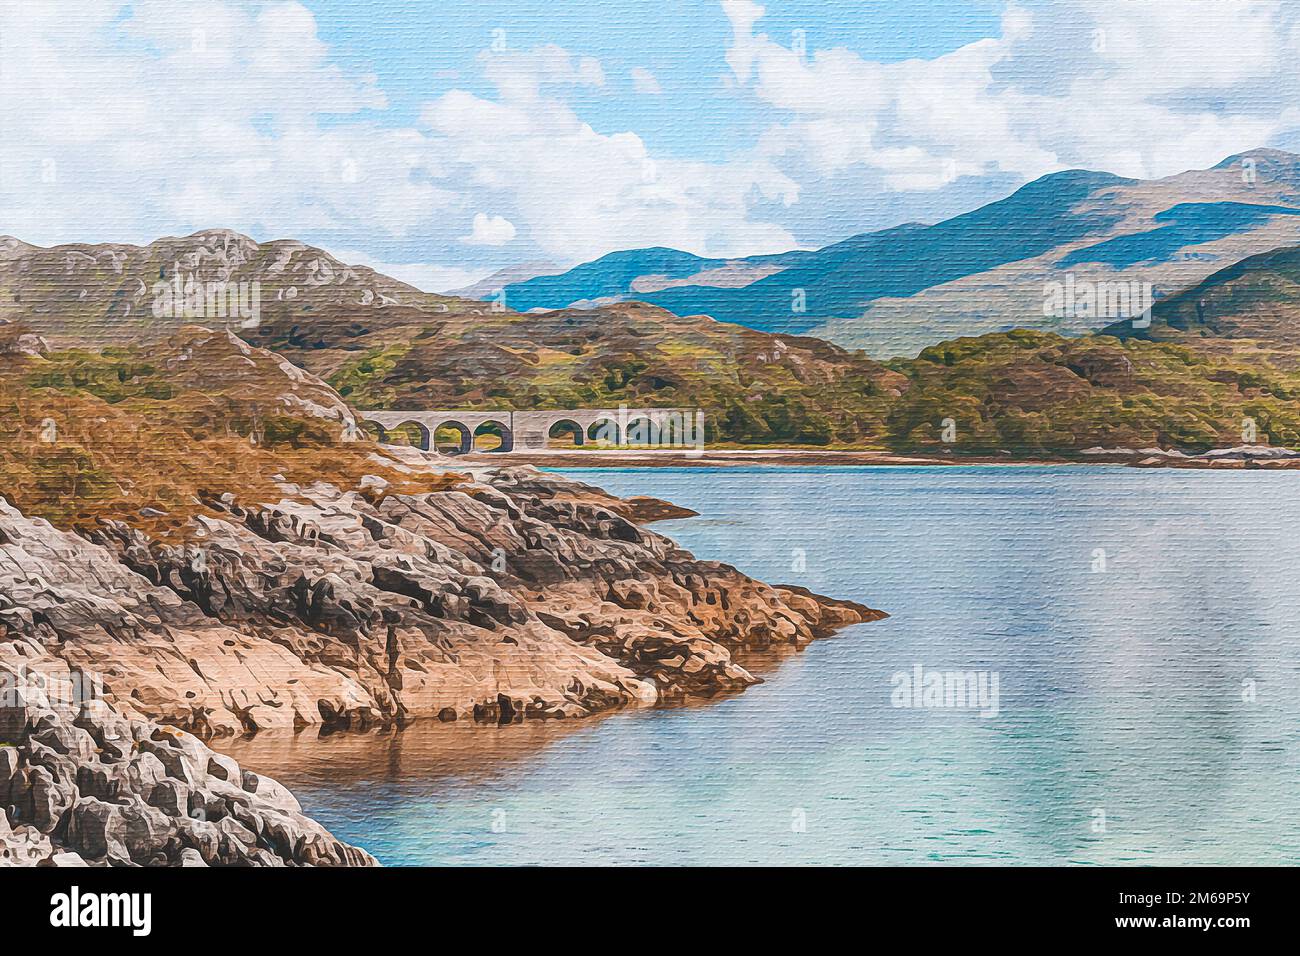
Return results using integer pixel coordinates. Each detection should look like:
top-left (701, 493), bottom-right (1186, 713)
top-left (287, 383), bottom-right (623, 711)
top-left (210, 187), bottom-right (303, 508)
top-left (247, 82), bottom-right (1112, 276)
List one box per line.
top-left (222, 466), bottom-right (1300, 865)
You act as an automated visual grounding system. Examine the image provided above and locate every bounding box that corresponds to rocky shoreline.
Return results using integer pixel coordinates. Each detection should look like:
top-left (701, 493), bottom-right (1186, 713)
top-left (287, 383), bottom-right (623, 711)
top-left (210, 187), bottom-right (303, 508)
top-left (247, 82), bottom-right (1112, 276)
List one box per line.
top-left (0, 680), bottom-right (376, 866)
top-left (0, 456), bottom-right (882, 865)
top-left (1081, 444), bottom-right (1300, 468)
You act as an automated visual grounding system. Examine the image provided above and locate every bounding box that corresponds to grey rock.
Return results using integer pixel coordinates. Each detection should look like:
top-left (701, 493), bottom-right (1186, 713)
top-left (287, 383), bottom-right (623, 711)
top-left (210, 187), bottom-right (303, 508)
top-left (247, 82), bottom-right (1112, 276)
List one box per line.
top-left (0, 746), bottom-right (18, 803)
top-left (30, 722), bottom-right (97, 761)
top-left (0, 696), bottom-right (375, 867)
top-left (66, 797), bottom-right (129, 861)
top-left (120, 799), bottom-right (174, 864)
top-left (124, 752), bottom-right (167, 801)
top-left (146, 779), bottom-right (190, 817)
top-left (0, 687), bottom-right (37, 743)
top-left (239, 770), bottom-right (300, 814)
top-left (27, 765), bottom-right (69, 832)
top-left (205, 752), bottom-right (240, 783)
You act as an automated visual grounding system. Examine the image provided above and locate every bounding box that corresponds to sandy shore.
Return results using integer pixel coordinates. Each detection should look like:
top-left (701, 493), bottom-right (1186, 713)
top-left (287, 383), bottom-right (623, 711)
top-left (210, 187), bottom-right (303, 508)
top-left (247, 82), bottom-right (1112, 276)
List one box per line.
top-left (455, 448), bottom-right (1003, 468)
top-left (452, 447), bottom-right (1300, 470)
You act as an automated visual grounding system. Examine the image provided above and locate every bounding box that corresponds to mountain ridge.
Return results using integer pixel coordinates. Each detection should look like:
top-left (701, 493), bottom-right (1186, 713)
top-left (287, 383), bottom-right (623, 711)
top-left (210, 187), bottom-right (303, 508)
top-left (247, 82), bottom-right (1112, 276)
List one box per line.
top-left (1105, 241), bottom-right (1300, 345)
top-left (483, 149), bottom-right (1300, 357)
top-left (0, 228), bottom-right (485, 348)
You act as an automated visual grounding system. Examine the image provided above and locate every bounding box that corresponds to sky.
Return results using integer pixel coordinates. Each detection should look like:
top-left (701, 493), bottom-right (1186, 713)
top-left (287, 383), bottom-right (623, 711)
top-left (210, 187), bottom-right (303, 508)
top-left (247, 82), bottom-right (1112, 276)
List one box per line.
top-left (3, 0), bottom-right (1300, 291)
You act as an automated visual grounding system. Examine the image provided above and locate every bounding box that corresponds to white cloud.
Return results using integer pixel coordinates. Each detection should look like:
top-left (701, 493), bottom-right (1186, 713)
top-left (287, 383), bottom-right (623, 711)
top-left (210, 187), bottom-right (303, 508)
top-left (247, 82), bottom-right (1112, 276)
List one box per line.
top-left (479, 44), bottom-right (605, 102)
top-left (0, 3), bottom-right (794, 268)
top-left (630, 67), bottom-right (663, 95)
top-left (724, 0), bottom-right (1300, 189)
top-left (420, 46), bottom-right (798, 261)
top-left (329, 247), bottom-right (491, 294)
top-left (7, 0), bottom-right (1300, 279)
top-left (0, 0), bottom-right (446, 248)
top-left (462, 213), bottom-right (517, 246)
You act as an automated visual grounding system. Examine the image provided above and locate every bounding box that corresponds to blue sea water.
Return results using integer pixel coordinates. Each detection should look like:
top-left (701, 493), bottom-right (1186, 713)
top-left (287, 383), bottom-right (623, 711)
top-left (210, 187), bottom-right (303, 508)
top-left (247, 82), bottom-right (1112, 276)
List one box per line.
top-left (222, 466), bottom-right (1300, 865)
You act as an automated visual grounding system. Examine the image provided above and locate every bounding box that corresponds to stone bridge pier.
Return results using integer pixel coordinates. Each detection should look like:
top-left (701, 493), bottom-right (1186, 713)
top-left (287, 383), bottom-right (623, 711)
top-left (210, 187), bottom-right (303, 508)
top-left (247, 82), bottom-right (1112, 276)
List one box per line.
top-left (360, 408), bottom-right (697, 454)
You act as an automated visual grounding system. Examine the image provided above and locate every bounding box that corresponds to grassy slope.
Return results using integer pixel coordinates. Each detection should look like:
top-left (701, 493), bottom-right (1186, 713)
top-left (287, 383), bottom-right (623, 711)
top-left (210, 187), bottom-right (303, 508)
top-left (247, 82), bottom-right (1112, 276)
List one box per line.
top-left (299, 309), bottom-right (1300, 455)
top-left (1106, 243), bottom-right (1300, 346)
top-left (884, 330), bottom-right (1300, 455)
top-left (0, 326), bottom-right (457, 538)
top-left (266, 302), bottom-right (910, 447)
top-left (12, 318), bottom-right (1296, 465)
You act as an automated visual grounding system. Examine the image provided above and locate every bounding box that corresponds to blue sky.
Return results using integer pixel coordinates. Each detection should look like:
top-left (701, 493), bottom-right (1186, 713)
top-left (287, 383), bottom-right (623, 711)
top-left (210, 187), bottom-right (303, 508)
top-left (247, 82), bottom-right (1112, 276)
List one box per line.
top-left (2, 0), bottom-right (1297, 290)
top-left (309, 0), bottom-right (1005, 161)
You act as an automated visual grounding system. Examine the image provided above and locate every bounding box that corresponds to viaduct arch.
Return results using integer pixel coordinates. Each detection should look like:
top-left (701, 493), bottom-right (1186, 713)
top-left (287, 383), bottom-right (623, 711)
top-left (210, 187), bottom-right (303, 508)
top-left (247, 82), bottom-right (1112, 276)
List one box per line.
top-left (360, 408), bottom-right (697, 454)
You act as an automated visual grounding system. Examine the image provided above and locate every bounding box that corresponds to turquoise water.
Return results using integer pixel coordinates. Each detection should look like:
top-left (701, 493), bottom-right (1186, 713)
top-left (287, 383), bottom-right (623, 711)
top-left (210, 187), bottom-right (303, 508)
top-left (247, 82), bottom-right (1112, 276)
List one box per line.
top-left (223, 466), bottom-right (1300, 865)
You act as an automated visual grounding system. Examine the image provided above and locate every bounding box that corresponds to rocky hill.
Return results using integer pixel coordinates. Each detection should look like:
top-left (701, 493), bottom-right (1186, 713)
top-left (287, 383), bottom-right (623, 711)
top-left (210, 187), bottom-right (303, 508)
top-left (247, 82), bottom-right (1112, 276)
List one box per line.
top-left (0, 229), bottom-right (485, 348)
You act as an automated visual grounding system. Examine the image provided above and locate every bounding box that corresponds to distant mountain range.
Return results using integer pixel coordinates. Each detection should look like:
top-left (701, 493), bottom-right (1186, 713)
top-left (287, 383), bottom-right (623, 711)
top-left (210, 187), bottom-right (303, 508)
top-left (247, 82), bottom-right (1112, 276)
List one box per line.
top-left (7, 197), bottom-right (1300, 453)
top-left (485, 149), bottom-right (1300, 357)
top-left (448, 260), bottom-right (566, 301)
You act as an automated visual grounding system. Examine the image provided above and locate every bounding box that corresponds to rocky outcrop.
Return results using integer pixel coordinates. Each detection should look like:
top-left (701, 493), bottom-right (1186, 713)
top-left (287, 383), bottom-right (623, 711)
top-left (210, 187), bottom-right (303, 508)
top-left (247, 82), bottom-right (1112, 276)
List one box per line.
top-left (0, 459), bottom-right (882, 865)
top-left (0, 320), bottom-right (49, 357)
top-left (1, 464), bottom-right (880, 736)
top-left (158, 325), bottom-right (361, 437)
top-left (0, 656), bottom-right (374, 866)
top-left (506, 471), bottom-right (699, 522)
top-left (1081, 444), bottom-right (1300, 468)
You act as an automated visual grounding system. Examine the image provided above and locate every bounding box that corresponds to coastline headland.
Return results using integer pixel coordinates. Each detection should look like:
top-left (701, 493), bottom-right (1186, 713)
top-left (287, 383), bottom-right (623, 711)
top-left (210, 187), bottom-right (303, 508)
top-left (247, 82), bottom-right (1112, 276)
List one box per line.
top-left (0, 454), bottom-right (883, 866)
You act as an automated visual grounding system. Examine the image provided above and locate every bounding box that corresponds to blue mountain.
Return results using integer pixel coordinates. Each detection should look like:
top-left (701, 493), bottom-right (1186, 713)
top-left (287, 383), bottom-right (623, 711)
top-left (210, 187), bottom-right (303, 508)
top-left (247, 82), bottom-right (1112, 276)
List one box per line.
top-left (493, 149), bottom-right (1300, 356)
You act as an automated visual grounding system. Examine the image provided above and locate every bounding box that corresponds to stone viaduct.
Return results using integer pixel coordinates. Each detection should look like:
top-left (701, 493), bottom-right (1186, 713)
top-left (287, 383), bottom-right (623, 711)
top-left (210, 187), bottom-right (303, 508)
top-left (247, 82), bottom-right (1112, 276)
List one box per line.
top-left (359, 407), bottom-right (699, 454)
